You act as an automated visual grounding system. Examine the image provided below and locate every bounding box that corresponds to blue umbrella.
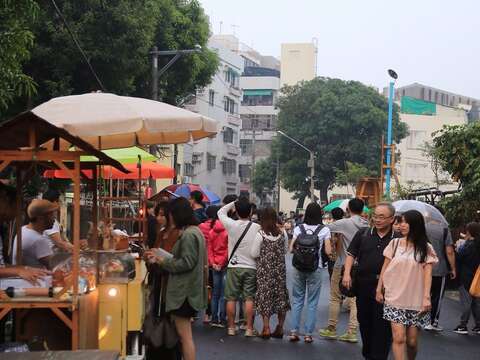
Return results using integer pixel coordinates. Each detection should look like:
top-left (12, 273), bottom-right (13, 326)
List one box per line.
top-left (163, 183), bottom-right (221, 204)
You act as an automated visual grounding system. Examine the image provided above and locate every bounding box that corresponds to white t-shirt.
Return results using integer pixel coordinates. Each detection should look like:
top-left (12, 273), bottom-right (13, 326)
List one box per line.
top-left (292, 224), bottom-right (331, 269)
top-left (12, 226), bottom-right (53, 268)
top-left (218, 202), bottom-right (261, 270)
top-left (44, 219), bottom-right (61, 237)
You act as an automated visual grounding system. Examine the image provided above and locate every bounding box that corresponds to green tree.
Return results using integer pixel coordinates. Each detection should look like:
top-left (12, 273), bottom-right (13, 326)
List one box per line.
top-left (421, 141), bottom-right (450, 189)
top-left (334, 161), bottom-right (376, 194)
top-left (0, 0), bottom-right (38, 110)
top-left (2, 0), bottom-right (218, 119)
top-left (275, 77), bottom-right (408, 207)
top-left (432, 123), bottom-right (480, 227)
top-left (252, 159), bottom-right (276, 203)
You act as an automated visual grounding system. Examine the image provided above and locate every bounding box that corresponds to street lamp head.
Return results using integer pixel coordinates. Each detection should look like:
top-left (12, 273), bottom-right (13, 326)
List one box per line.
top-left (388, 69), bottom-right (398, 80)
top-left (194, 44), bottom-right (202, 51)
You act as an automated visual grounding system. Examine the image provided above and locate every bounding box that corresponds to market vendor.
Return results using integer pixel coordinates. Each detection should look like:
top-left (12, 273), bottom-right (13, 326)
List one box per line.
top-left (42, 189), bottom-right (74, 253)
top-left (0, 183), bottom-right (51, 284)
top-left (12, 199), bottom-right (56, 269)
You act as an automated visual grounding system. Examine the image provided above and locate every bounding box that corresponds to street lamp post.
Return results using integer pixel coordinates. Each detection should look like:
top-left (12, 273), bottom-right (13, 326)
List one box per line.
top-left (385, 69), bottom-right (398, 198)
top-left (150, 45), bottom-right (202, 184)
top-left (277, 130), bottom-right (316, 204)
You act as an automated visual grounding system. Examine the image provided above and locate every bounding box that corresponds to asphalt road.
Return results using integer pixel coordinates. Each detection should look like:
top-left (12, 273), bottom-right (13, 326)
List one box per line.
top-left (193, 255), bottom-right (480, 360)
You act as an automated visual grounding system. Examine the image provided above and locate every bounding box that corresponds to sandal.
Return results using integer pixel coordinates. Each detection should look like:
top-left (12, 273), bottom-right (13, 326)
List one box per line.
top-left (260, 329), bottom-right (271, 340)
top-left (304, 335), bottom-right (313, 343)
top-left (288, 333), bottom-right (300, 342)
top-left (271, 326), bottom-right (284, 339)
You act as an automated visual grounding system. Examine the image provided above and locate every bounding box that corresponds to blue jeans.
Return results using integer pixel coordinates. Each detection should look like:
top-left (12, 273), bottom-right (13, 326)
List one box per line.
top-left (211, 269), bottom-right (226, 322)
top-left (290, 267), bottom-right (323, 335)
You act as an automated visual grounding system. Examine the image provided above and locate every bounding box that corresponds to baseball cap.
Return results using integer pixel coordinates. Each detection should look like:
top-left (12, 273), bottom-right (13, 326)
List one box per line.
top-left (27, 199), bottom-right (59, 219)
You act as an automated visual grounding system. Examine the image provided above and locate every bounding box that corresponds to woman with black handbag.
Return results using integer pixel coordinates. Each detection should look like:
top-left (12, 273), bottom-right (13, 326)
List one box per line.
top-left (144, 201), bottom-right (181, 360)
top-left (146, 197), bottom-right (207, 360)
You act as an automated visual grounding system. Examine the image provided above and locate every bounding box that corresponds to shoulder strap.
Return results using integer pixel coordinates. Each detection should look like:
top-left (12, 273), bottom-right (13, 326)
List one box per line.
top-left (392, 238), bottom-right (400, 258)
top-left (299, 224), bottom-right (306, 235)
top-left (313, 224), bottom-right (324, 236)
top-left (228, 221), bottom-right (253, 265)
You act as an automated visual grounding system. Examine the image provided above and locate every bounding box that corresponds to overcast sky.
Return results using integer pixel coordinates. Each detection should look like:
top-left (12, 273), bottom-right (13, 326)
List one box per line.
top-left (200, 0), bottom-right (480, 98)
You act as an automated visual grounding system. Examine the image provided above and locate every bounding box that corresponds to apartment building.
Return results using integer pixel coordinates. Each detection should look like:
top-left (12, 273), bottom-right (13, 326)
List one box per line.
top-left (183, 36), bottom-right (244, 198)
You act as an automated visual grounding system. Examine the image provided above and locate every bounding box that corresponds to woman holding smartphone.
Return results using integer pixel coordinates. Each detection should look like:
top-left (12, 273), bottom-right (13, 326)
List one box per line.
top-left (145, 197), bottom-right (207, 360)
top-left (376, 210), bottom-right (438, 360)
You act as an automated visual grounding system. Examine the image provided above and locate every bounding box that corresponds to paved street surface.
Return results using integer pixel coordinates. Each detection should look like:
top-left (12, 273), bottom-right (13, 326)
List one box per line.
top-left (193, 255), bottom-right (480, 360)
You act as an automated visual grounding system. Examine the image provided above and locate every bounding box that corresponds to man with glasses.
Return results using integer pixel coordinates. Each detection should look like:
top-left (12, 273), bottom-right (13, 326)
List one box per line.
top-left (342, 202), bottom-right (398, 360)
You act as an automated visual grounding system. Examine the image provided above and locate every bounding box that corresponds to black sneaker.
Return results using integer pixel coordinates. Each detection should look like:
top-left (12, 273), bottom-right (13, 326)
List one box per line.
top-left (453, 325), bottom-right (468, 335)
top-left (472, 326), bottom-right (480, 335)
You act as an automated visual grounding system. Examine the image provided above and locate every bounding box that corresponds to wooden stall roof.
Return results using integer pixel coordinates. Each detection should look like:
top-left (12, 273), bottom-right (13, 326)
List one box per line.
top-left (0, 111), bottom-right (128, 173)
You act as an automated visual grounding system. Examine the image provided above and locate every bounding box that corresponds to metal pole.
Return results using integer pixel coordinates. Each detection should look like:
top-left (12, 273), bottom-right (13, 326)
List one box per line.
top-left (276, 150), bottom-right (280, 213)
top-left (251, 129), bottom-right (256, 198)
top-left (151, 46), bottom-right (158, 101)
top-left (309, 152), bottom-right (315, 203)
top-left (385, 81), bottom-right (394, 198)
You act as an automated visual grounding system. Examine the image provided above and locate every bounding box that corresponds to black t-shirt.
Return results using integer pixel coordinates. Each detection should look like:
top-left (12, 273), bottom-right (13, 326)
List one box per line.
top-left (347, 227), bottom-right (398, 278)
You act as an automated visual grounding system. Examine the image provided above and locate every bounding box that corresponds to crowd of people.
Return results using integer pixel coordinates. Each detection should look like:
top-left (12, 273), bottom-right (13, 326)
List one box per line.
top-left (1, 185), bottom-right (479, 360)
top-left (142, 193), bottom-right (480, 360)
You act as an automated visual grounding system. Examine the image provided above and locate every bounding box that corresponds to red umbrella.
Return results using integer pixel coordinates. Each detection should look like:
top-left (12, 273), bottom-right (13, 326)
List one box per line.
top-left (43, 162), bottom-right (174, 180)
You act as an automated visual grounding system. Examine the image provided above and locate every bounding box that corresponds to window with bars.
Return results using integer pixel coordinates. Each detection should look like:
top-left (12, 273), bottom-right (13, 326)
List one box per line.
top-left (184, 163), bottom-right (194, 177)
top-left (209, 90), bottom-right (215, 106)
top-left (240, 114), bottom-right (278, 130)
top-left (222, 158), bottom-right (236, 175)
top-left (207, 153), bottom-right (216, 171)
top-left (223, 127), bottom-right (234, 143)
top-left (224, 97), bottom-right (236, 114)
top-left (239, 164), bottom-right (251, 182)
top-left (240, 139), bottom-right (253, 155)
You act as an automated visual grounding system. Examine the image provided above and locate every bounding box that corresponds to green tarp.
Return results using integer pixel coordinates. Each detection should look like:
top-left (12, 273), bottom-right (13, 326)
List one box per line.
top-left (401, 96), bottom-right (436, 115)
top-left (243, 89), bottom-right (273, 96)
top-left (81, 146), bottom-right (157, 164)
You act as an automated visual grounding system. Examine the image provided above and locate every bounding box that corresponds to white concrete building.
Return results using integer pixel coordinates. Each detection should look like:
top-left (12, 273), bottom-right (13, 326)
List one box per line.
top-left (396, 103), bottom-right (468, 191)
top-left (239, 61), bottom-right (281, 205)
top-left (183, 36), bottom-right (244, 198)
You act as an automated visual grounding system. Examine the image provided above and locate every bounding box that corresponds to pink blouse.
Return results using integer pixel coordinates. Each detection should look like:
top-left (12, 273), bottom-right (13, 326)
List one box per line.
top-left (382, 239), bottom-right (438, 311)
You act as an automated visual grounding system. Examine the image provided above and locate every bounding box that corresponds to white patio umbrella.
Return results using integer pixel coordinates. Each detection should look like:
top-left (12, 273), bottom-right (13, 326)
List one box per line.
top-left (32, 92), bottom-right (218, 149)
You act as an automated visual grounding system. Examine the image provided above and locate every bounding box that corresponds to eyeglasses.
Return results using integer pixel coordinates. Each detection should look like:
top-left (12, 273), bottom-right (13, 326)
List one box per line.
top-left (372, 214), bottom-right (393, 220)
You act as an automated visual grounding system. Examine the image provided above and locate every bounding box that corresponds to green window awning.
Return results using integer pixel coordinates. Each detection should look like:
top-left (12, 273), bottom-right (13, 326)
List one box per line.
top-left (243, 89), bottom-right (273, 96)
top-left (401, 96), bottom-right (436, 115)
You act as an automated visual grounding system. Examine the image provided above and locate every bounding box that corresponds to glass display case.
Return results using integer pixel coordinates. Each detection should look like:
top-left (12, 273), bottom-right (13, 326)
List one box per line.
top-left (51, 251), bottom-right (97, 293)
top-left (97, 250), bottom-right (136, 284)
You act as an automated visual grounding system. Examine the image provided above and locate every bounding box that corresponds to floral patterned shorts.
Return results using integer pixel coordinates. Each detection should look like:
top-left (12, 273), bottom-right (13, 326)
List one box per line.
top-left (383, 303), bottom-right (430, 328)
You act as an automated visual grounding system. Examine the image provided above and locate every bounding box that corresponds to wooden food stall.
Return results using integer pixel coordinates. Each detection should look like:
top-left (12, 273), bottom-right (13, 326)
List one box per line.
top-left (0, 112), bottom-right (127, 350)
top-left (44, 148), bottom-right (175, 357)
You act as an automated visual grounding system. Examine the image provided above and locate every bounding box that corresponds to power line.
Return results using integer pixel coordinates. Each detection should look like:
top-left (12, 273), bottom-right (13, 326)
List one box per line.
top-left (50, 0), bottom-right (106, 92)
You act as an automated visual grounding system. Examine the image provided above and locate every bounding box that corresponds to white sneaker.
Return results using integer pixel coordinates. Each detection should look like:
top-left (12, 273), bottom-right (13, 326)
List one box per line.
top-left (432, 324), bottom-right (444, 332)
top-left (424, 324), bottom-right (435, 331)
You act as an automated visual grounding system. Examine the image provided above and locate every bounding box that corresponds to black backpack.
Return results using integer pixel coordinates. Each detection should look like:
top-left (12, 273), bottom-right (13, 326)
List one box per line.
top-left (292, 224), bottom-right (323, 272)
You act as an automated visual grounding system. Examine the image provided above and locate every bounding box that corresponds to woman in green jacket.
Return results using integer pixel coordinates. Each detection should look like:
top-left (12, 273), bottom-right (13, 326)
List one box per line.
top-left (146, 197), bottom-right (207, 360)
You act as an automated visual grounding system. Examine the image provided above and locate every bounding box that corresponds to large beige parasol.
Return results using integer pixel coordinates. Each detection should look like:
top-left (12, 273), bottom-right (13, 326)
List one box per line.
top-left (32, 92), bottom-right (218, 149)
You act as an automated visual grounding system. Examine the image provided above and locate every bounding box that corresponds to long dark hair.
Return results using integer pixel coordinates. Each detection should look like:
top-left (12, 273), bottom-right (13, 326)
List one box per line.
top-left (260, 207), bottom-right (281, 237)
top-left (154, 201), bottom-right (170, 228)
top-left (402, 210), bottom-right (429, 263)
top-left (206, 205), bottom-right (221, 229)
top-left (170, 197), bottom-right (199, 228)
top-left (466, 222), bottom-right (480, 255)
top-left (303, 203), bottom-right (323, 226)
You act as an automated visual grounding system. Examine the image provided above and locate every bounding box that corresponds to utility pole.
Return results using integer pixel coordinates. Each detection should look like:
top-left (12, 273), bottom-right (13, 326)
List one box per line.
top-left (150, 45), bottom-right (202, 185)
top-left (251, 127), bottom-right (256, 199)
top-left (277, 130), bottom-right (316, 204)
top-left (276, 150), bottom-right (280, 213)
